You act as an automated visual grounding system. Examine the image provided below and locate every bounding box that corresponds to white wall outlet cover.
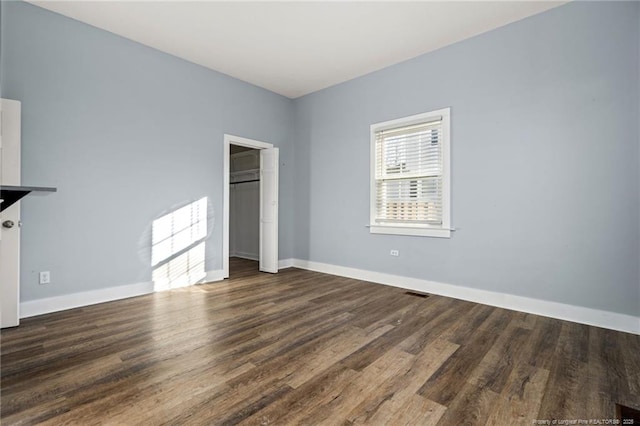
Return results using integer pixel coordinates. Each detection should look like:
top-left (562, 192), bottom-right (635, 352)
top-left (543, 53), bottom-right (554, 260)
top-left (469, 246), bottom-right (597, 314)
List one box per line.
top-left (39, 271), bottom-right (50, 285)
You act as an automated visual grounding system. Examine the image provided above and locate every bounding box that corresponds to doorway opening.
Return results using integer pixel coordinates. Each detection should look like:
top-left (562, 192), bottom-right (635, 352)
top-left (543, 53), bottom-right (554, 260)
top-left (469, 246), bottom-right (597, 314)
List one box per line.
top-left (223, 135), bottom-right (279, 279)
top-left (229, 145), bottom-right (260, 276)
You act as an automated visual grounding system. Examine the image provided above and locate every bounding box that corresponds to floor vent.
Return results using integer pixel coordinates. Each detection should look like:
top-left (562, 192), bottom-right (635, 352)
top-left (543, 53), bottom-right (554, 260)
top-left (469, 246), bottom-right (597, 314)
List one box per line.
top-left (404, 291), bottom-right (429, 298)
top-left (617, 403), bottom-right (640, 424)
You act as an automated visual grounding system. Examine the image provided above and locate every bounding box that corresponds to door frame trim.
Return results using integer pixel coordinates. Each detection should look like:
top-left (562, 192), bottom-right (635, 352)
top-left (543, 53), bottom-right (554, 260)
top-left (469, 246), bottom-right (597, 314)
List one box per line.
top-left (1, 98), bottom-right (22, 328)
top-left (223, 134), bottom-right (273, 278)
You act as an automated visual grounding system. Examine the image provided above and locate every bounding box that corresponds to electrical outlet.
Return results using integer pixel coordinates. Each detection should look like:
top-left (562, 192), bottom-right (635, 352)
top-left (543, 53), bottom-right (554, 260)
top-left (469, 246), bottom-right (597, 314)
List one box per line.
top-left (39, 271), bottom-right (50, 285)
top-left (390, 250), bottom-right (399, 256)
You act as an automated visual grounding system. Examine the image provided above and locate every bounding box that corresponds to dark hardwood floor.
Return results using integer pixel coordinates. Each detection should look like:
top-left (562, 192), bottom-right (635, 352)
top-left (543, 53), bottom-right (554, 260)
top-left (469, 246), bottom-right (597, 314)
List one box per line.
top-left (1, 258), bottom-right (639, 425)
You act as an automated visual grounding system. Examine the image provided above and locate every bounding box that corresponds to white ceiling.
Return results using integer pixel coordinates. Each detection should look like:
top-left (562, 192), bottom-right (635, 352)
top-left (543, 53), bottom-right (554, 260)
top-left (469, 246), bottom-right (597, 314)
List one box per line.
top-left (28, 1), bottom-right (566, 99)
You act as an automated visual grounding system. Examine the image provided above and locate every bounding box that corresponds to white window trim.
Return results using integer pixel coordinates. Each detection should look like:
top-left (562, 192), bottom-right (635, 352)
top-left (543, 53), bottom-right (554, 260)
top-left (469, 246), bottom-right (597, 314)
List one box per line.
top-left (369, 108), bottom-right (451, 238)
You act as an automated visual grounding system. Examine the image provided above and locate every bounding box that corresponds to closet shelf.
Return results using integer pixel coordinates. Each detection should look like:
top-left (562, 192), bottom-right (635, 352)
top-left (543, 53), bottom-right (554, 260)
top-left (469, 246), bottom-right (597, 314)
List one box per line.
top-left (230, 168), bottom-right (259, 176)
top-left (230, 169), bottom-right (260, 184)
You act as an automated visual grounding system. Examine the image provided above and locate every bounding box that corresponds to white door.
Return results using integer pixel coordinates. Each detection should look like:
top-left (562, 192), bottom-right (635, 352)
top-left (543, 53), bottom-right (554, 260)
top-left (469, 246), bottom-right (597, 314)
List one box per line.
top-left (1, 99), bottom-right (22, 328)
top-left (259, 148), bottom-right (279, 273)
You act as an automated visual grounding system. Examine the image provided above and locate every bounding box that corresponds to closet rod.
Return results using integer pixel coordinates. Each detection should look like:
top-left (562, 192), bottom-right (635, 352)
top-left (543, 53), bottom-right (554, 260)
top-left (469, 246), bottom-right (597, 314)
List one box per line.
top-left (230, 179), bottom-right (260, 185)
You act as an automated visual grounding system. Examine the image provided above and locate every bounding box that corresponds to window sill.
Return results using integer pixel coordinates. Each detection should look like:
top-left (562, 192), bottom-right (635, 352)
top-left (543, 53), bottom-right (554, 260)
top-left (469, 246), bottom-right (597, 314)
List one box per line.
top-left (369, 225), bottom-right (451, 238)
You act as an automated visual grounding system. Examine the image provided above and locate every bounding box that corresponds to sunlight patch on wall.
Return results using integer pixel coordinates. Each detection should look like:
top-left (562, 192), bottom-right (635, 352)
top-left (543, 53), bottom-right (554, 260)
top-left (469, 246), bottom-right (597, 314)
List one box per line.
top-left (152, 242), bottom-right (205, 291)
top-left (152, 197), bottom-right (207, 291)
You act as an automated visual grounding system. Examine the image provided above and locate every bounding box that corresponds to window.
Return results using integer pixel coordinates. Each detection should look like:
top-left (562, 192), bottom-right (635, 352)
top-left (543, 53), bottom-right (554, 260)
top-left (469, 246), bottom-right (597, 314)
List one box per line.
top-left (370, 108), bottom-right (451, 238)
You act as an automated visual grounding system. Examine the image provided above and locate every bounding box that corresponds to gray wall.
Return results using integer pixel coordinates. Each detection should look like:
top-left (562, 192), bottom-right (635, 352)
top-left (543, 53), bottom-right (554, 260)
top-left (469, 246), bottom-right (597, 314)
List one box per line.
top-left (2, 1), bottom-right (639, 317)
top-left (637, 2), bottom-right (640, 314)
top-left (0, 1), bottom-right (3, 99)
top-left (293, 1), bottom-right (640, 316)
top-left (1, 1), bottom-right (294, 301)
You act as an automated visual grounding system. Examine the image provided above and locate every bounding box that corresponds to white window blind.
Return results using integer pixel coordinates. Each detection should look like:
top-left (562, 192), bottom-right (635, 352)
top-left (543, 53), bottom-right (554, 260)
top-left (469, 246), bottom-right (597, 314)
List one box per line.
top-left (374, 117), bottom-right (444, 225)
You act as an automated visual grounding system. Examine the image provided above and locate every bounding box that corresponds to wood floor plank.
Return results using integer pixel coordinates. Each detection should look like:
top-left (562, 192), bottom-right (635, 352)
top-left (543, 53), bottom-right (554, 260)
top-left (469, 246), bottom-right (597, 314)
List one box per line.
top-left (238, 365), bottom-right (360, 425)
top-left (388, 394), bottom-right (446, 426)
top-left (300, 348), bottom-right (417, 425)
top-left (345, 339), bottom-right (459, 424)
top-left (1, 354), bottom-right (124, 419)
top-left (436, 302), bottom-right (495, 345)
top-left (586, 327), bottom-right (615, 420)
top-left (417, 308), bottom-right (511, 406)
top-left (536, 322), bottom-right (590, 421)
top-left (1, 258), bottom-right (638, 425)
top-left (620, 331), bottom-right (640, 406)
top-left (485, 363), bottom-right (550, 426)
top-left (434, 381), bottom-right (500, 426)
top-left (285, 324), bottom-right (393, 389)
top-left (397, 297), bottom-right (466, 355)
top-left (519, 316), bottom-right (563, 370)
top-left (467, 324), bottom-right (531, 394)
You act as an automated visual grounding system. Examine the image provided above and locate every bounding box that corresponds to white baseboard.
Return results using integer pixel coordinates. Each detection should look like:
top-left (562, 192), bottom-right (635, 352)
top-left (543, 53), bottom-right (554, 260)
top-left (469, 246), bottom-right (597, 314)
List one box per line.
top-left (231, 252), bottom-right (259, 261)
top-left (20, 281), bottom-right (154, 319)
top-left (20, 259), bottom-right (637, 335)
top-left (20, 270), bottom-right (227, 319)
top-left (201, 269), bottom-right (225, 283)
top-left (289, 259), bottom-right (640, 335)
top-left (229, 257), bottom-right (293, 269)
top-left (278, 258), bottom-right (294, 269)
